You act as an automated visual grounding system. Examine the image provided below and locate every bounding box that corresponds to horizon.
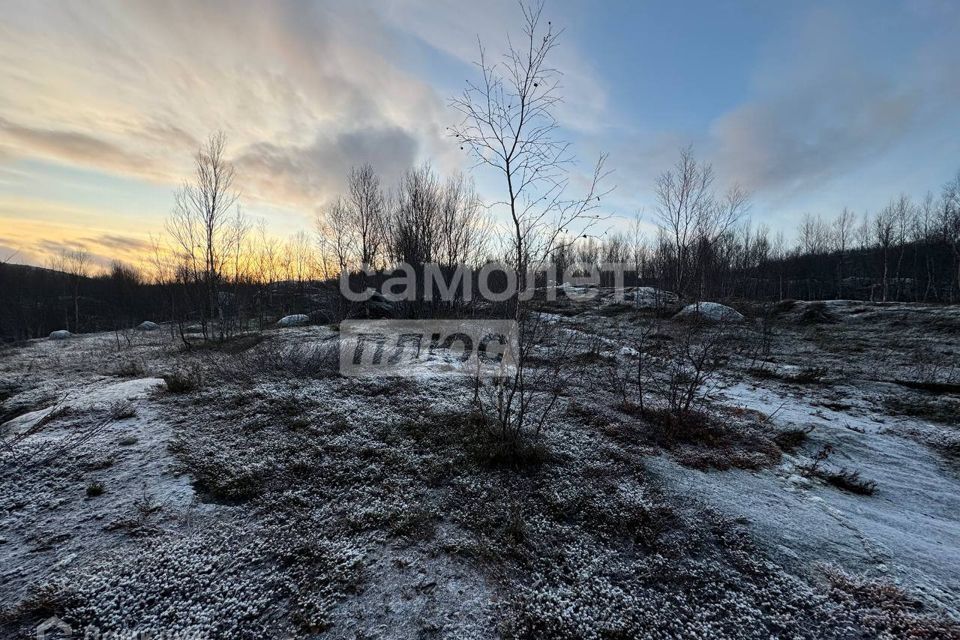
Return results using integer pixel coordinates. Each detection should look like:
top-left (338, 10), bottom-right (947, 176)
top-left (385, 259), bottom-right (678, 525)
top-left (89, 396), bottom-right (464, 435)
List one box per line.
top-left (2, 0), bottom-right (959, 271)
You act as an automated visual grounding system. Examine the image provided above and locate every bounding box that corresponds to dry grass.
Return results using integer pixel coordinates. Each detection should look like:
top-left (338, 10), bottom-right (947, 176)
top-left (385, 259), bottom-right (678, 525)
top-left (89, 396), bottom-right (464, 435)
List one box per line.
top-left (823, 468), bottom-right (877, 496)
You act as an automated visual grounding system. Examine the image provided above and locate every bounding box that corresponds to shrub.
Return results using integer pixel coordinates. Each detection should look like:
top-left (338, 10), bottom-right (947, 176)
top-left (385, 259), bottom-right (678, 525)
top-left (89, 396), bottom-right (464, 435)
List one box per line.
top-left (644, 407), bottom-right (716, 446)
top-left (109, 400), bottom-right (137, 420)
top-left (774, 426), bottom-right (813, 453)
top-left (35, 404), bottom-right (71, 429)
top-left (632, 321), bottom-right (734, 422)
top-left (113, 360), bottom-right (145, 378)
top-left (162, 368), bottom-right (201, 393)
top-left (799, 444), bottom-right (834, 477)
top-left (790, 366), bottom-right (830, 384)
top-left (750, 365), bottom-right (830, 384)
top-left (86, 481), bottom-right (104, 497)
top-left (824, 468), bottom-right (877, 496)
top-left (133, 486), bottom-right (161, 525)
top-left (821, 565), bottom-right (958, 637)
top-left (797, 302), bottom-right (837, 324)
top-left (471, 435), bottom-right (551, 470)
top-left (211, 339), bottom-right (341, 383)
top-left (884, 393), bottom-right (960, 425)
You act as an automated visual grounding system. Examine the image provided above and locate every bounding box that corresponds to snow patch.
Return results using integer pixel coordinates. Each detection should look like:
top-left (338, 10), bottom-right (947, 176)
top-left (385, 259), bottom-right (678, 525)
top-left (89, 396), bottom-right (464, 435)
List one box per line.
top-left (674, 302), bottom-right (744, 322)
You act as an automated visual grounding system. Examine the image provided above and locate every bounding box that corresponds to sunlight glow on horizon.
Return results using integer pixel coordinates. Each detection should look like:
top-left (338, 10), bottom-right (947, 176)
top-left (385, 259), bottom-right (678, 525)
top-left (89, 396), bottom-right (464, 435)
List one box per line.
top-left (2, 0), bottom-right (958, 270)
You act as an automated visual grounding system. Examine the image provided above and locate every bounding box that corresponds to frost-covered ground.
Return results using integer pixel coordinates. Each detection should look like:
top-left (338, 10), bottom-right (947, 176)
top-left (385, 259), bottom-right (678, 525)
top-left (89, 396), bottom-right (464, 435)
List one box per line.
top-left (1, 302), bottom-right (959, 638)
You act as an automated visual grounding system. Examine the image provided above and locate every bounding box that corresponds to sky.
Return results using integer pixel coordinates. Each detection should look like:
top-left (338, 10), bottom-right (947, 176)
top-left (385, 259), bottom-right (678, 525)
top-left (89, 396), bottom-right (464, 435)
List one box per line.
top-left (1, 0), bottom-right (958, 270)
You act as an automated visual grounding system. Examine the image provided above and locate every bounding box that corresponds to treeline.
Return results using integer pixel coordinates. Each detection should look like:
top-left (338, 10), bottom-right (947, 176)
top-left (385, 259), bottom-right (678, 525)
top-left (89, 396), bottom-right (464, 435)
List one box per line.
top-left (2, 135), bottom-right (960, 343)
top-left (552, 151), bottom-right (960, 304)
top-left (634, 167), bottom-right (960, 303)
top-left (0, 262), bottom-right (161, 341)
top-left (0, 259), bottom-right (332, 342)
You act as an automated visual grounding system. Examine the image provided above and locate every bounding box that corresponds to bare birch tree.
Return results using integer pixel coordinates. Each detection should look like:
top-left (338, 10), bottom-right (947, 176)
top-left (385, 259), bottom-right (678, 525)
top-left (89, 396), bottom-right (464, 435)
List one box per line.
top-left (450, 0), bottom-right (610, 447)
top-left (316, 196), bottom-right (354, 277)
top-left (166, 131), bottom-right (240, 341)
top-left (348, 164), bottom-right (387, 270)
top-left (874, 204), bottom-right (896, 302)
top-left (833, 207), bottom-right (856, 298)
top-left (450, 0), bottom-right (609, 284)
top-left (655, 146), bottom-right (747, 299)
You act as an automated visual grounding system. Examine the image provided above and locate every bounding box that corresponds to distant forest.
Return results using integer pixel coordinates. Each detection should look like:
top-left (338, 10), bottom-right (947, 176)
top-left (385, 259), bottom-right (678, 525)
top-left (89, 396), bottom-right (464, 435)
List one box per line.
top-left (2, 136), bottom-right (959, 343)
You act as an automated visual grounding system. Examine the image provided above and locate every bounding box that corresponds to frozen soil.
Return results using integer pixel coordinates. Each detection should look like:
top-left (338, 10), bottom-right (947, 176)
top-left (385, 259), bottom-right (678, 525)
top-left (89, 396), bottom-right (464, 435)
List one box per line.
top-left (1, 305), bottom-right (959, 638)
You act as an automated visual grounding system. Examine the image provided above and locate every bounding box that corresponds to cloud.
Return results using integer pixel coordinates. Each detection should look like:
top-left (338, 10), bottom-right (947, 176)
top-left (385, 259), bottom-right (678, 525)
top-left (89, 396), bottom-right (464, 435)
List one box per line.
top-left (708, 7), bottom-right (960, 199)
top-left (235, 127), bottom-right (420, 212)
top-left (710, 76), bottom-right (920, 194)
top-left (382, 0), bottom-right (610, 133)
top-left (0, 199), bottom-right (157, 269)
top-left (81, 234), bottom-right (152, 253)
top-left (0, 119), bottom-right (159, 179)
top-left (30, 236), bottom-right (147, 272)
top-left (0, 241), bottom-right (42, 267)
top-left (0, 0), bottom-right (462, 213)
top-left (597, 4), bottom-right (960, 222)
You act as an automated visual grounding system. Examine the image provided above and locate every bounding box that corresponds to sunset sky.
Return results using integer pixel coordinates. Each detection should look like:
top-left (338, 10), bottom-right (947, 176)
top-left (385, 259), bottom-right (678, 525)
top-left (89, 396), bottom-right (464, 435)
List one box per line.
top-left (1, 0), bottom-right (958, 270)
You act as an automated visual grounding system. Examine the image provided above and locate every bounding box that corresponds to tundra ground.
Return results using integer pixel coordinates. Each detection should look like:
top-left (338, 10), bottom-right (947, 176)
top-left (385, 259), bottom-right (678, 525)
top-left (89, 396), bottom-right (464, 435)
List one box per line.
top-left (1, 300), bottom-right (959, 638)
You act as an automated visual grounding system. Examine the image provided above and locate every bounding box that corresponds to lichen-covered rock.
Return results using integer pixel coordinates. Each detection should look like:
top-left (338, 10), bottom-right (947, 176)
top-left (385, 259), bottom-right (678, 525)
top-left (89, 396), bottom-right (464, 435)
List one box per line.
top-left (674, 302), bottom-right (744, 323)
top-left (277, 314), bottom-right (310, 327)
top-left (136, 321), bottom-right (160, 331)
top-left (49, 330), bottom-right (72, 340)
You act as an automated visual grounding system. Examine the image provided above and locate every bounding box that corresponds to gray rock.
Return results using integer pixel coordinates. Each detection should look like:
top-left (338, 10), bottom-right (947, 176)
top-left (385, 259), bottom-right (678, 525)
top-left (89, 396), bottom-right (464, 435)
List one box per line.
top-left (674, 302), bottom-right (744, 323)
top-left (277, 314), bottom-right (310, 327)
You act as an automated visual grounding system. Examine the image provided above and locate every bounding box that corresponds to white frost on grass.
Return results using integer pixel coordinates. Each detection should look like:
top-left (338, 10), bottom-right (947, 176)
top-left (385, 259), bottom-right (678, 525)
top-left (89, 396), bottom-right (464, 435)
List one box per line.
top-left (0, 376), bottom-right (199, 612)
top-left (649, 377), bottom-right (960, 616)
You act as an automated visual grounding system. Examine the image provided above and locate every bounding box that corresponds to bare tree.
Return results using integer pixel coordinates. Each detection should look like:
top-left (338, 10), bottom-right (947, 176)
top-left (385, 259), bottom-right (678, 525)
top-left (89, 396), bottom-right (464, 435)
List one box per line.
top-left (252, 220), bottom-right (279, 329)
top-left (833, 208), bottom-right (856, 298)
top-left (53, 247), bottom-right (90, 332)
top-left (874, 204), bottom-right (896, 302)
top-left (655, 146), bottom-right (747, 299)
top-left (450, 0), bottom-right (609, 283)
top-left (575, 236), bottom-right (600, 274)
top-left (772, 230), bottom-right (786, 300)
top-left (288, 232), bottom-right (315, 284)
top-left (316, 196), bottom-right (354, 277)
top-left (890, 194), bottom-right (914, 300)
top-left (856, 210), bottom-right (872, 251)
top-left (629, 212), bottom-right (648, 285)
top-left (914, 192), bottom-right (937, 301)
top-left (941, 171), bottom-right (960, 301)
top-left (450, 0), bottom-right (609, 446)
top-left (799, 213), bottom-right (829, 256)
top-left (602, 232), bottom-right (630, 265)
top-left (655, 147), bottom-right (713, 298)
top-left (438, 172), bottom-right (492, 269)
top-left (348, 164), bottom-right (387, 270)
top-left (225, 207), bottom-right (251, 336)
top-left (166, 131), bottom-right (240, 341)
top-left (390, 163), bottom-right (443, 268)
